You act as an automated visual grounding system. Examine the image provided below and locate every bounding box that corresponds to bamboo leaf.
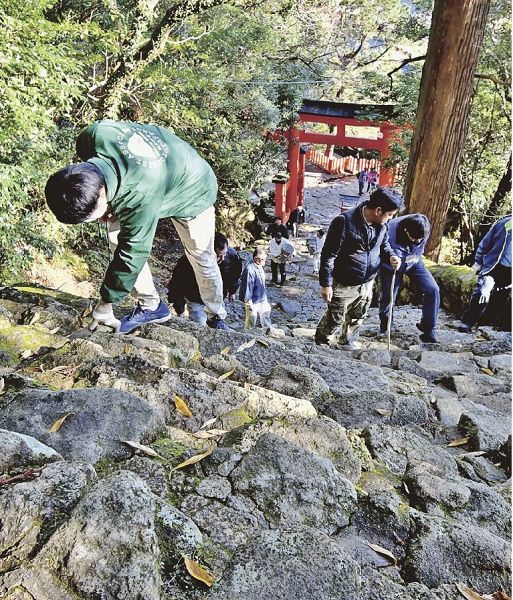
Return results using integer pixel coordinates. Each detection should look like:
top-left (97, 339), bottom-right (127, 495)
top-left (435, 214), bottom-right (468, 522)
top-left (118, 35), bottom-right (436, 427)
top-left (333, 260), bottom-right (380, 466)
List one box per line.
top-left (367, 543), bottom-right (397, 566)
top-left (120, 440), bottom-right (163, 459)
top-left (28, 311), bottom-right (41, 325)
top-left (481, 367), bottom-right (494, 376)
top-left (171, 446), bottom-right (213, 472)
top-left (256, 338), bottom-right (269, 347)
top-left (183, 556), bottom-right (215, 587)
top-left (0, 378), bottom-right (4, 394)
top-left (200, 417), bottom-right (217, 430)
top-left (220, 346), bottom-right (231, 355)
top-left (218, 368), bottom-right (236, 381)
top-left (446, 437), bottom-right (470, 447)
top-left (50, 412), bottom-right (74, 432)
top-left (174, 394), bottom-right (193, 417)
top-left (456, 582), bottom-right (483, 600)
top-left (235, 338), bottom-right (256, 353)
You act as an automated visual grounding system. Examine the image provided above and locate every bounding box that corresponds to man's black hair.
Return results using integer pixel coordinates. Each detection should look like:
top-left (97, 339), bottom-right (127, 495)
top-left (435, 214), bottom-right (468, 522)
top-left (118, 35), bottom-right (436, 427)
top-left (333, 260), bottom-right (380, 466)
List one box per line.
top-left (366, 187), bottom-right (404, 213)
top-left (45, 163), bottom-right (105, 224)
top-left (214, 232), bottom-right (228, 251)
top-left (402, 215), bottom-right (429, 240)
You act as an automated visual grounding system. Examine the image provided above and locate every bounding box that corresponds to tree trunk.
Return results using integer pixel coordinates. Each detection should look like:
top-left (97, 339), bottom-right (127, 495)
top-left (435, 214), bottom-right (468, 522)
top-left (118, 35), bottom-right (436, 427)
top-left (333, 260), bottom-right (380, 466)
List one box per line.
top-left (403, 0), bottom-right (491, 261)
top-left (476, 155), bottom-right (512, 244)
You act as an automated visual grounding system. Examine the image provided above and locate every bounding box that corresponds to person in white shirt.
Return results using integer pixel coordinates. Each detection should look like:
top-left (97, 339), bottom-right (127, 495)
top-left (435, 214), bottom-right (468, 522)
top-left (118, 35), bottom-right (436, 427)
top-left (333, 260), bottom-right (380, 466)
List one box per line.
top-left (268, 232), bottom-right (295, 286)
top-left (308, 228), bottom-right (326, 274)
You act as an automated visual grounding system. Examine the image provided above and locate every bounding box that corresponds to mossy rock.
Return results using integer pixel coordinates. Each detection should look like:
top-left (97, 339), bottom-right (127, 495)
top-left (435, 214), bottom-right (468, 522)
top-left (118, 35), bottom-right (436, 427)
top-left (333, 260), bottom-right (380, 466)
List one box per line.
top-left (0, 322), bottom-right (68, 365)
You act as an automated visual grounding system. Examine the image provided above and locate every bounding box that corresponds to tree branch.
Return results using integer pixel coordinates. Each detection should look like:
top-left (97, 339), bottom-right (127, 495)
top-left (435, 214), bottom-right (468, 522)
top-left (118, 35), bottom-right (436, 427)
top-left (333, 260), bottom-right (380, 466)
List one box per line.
top-left (387, 55), bottom-right (426, 89)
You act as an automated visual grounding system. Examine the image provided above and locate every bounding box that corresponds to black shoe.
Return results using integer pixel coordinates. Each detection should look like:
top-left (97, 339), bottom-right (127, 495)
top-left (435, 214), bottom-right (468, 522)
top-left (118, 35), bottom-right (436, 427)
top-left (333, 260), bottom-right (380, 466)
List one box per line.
top-left (315, 336), bottom-right (329, 346)
top-left (416, 322), bottom-right (428, 334)
top-left (280, 279), bottom-right (286, 286)
top-left (206, 315), bottom-right (230, 330)
top-left (458, 323), bottom-right (472, 333)
top-left (420, 332), bottom-right (438, 343)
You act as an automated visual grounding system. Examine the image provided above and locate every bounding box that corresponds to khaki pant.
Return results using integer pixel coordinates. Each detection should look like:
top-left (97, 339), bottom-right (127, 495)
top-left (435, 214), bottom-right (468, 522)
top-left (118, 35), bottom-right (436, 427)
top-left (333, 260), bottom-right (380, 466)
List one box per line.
top-left (244, 301), bottom-right (272, 329)
top-left (108, 204), bottom-right (226, 318)
top-left (315, 280), bottom-right (374, 345)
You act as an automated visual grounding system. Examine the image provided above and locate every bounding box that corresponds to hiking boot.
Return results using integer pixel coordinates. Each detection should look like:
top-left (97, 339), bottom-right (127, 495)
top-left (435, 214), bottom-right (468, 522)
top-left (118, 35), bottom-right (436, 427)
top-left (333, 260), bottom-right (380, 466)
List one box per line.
top-left (420, 332), bottom-right (439, 343)
top-left (206, 315), bottom-right (230, 330)
top-left (119, 300), bottom-right (171, 334)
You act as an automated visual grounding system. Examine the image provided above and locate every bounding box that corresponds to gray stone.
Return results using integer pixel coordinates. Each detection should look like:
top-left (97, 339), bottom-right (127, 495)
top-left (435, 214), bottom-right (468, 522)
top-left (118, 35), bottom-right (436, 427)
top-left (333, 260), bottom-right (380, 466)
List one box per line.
top-left (0, 429), bottom-right (62, 473)
top-left (0, 567), bottom-right (79, 600)
top-left (258, 364), bottom-right (330, 402)
top-left (231, 433), bottom-right (357, 532)
top-left (0, 462), bottom-right (95, 571)
top-left (291, 327), bottom-right (315, 338)
top-left (489, 353), bottom-right (511, 373)
top-left (0, 388), bottom-right (160, 464)
top-left (196, 475), bottom-right (232, 500)
top-left (37, 471), bottom-right (160, 600)
top-left (140, 322), bottom-right (200, 365)
top-left (325, 390), bottom-right (428, 428)
top-left (385, 368), bottom-right (430, 397)
top-left (124, 456), bottom-right (169, 498)
top-left (441, 372), bottom-right (510, 397)
top-left (201, 353), bottom-right (258, 384)
top-left (398, 351), bottom-right (478, 382)
top-left (403, 510), bottom-right (511, 591)
top-left (276, 298), bottom-right (302, 317)
top-left (223, 416), bottom-right (361, 482)
top-left (432, 390), bottom-right (464, 427)
top-left (155, 501), bottom-right (203, 555)
top-left (355, 349), bottom-right (392, 367)
top-left (208, 527), bottom-right (361, 600)
top-left (458, 400), bottom-right (511, 452)
top-left (364, 425), bottom-right (458, 476)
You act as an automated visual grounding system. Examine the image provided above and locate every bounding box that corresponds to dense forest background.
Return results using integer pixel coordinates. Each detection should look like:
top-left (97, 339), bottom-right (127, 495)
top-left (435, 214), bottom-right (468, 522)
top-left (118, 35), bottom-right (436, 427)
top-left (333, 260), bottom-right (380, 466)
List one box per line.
top-left (0, 0), bottom-right (510, 284)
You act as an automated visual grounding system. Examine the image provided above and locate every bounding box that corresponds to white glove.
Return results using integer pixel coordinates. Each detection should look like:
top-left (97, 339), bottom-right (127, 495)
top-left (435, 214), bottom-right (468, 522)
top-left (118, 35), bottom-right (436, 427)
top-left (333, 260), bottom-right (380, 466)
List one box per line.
top-left (90, 301), bottom-right (121, 332)
top-left (471, 263), bottom-right (482, 274)
top-left (479, 276), bottom-right (495, 304)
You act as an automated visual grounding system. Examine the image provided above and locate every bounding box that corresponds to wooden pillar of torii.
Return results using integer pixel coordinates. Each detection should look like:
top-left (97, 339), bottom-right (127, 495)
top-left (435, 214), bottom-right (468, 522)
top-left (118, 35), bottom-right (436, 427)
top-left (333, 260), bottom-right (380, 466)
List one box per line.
top-left (275, 103), bottom-right (400, 222)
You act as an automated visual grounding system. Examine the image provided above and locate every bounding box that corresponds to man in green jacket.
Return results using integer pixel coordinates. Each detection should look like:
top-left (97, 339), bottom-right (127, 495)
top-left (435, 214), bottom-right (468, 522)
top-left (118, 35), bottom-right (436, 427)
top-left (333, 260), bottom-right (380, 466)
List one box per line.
top-left (45, 120), bottom-right (228, 333)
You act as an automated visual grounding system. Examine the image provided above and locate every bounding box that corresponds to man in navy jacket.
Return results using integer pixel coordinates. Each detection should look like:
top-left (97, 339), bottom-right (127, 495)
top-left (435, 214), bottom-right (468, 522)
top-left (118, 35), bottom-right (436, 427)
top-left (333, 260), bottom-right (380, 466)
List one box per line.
top-left (379, 214), bottom-right (440, 343)
top-left (315, 187), bottom-right (402, 348)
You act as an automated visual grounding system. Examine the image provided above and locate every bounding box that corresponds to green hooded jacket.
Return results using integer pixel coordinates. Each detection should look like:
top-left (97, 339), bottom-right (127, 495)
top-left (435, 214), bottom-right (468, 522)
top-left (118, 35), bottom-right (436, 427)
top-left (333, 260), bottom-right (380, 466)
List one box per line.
top-left (76, 120), bottom-right (217, 303)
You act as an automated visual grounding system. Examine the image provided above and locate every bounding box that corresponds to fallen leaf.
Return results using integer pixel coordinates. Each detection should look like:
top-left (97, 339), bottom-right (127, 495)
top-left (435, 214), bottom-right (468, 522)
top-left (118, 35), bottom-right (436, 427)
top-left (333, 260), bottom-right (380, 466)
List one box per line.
top-left (403, 482), bottom-right (410, 495)
top-left (120, 440), bottom-right (163, 459)
top-left (243, 382), bottom-right (251, 389)
top-left (192, 430), bottom-right (216, 439)
top-left (367, 543), bottom-right (397, 566)
top-left (81, 304), bottom-right (93, 318)
top-left (50, 412), bottom-right (74, 432)
top-left (485, 593), bottom-right (512, 600)
top-left (183, 556), bottom-right (215, 587)
top-left (481, 367), bottom-right (494, 376)
top-left (0, 378), bottom-right (4, 394)
top-left (28, 311), bottom-right (41, 325)
top-left (171, 446), bottom-right (213, 472)
top-left (20, 350), bottom-right (33, 359)
top-left (256, 339), bottom-right (269, 347)
top-left (218, 368), bottom-right (236, 380)
top-left (220, 346), bottom-right (231, 355)
top-left (206, 429), bottom-right (228, 436)
top-left (375, 408), bottom-right (392, 416)
top-left (456, 582), bottom-right (483, 600)
top-left (200, 417), bottom-right (217, 430)
top-left (447, 437), bottom-right (470, 448)
top-left (48, 326), bottom-right (61, 335)
top-left (174, 394), bottom-right (193, 417)
top-left (235, 338), bottom-right (256, 353)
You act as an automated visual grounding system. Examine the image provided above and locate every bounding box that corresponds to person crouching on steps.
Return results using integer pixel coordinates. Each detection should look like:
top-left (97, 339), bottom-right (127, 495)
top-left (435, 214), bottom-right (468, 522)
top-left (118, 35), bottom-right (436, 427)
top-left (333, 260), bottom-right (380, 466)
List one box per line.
top-left (268, 232), bottom-right (295, 286)
top-left (239, 247), bottom-right (272, 329)
top-left (315, 187), bottom-right (403, 349)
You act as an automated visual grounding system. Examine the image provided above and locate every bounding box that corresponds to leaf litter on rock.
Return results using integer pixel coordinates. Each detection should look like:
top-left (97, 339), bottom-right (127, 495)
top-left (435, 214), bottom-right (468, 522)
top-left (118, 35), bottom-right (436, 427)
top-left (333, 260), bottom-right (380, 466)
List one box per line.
top-left (50, 412), bottom-right (74, 432)
top-left (120, 440), bottom-right (163, 459)
top-left (174, 394), bottom-right (193, 417)
top-left (367, 543), bottom-right (397, 566)
top-left (218, 368), bottom-right (236, 380)
top-left (171, 446), bottom-right (213, 472)
top-left (235, 338), bottom-right (256, 353)
top-left (183, 556), bottom-right (215, 587)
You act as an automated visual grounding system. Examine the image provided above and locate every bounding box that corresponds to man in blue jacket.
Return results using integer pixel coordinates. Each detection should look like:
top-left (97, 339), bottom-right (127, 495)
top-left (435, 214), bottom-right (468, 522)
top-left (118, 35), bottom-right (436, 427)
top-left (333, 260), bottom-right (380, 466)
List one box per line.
top-left (459, 215), bottom-right (512, 332)
top-left (315, 187), bottom-right (402, 349)
top-left (239, 247), bottom-right (272, 329)
top-left (378, 214), bottom-right (440, 343)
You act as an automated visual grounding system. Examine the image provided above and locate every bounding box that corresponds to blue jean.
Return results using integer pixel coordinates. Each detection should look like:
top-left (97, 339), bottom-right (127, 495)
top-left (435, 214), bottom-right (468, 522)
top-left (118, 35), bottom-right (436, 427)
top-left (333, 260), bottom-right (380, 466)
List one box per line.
top-left (379, 261), bottom-right (440, 336)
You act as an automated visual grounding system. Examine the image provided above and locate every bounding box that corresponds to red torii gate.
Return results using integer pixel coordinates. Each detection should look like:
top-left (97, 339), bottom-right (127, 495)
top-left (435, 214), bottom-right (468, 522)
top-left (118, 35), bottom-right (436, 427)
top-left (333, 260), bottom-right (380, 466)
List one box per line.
top-left (273, 100), bottom-right (401, 221)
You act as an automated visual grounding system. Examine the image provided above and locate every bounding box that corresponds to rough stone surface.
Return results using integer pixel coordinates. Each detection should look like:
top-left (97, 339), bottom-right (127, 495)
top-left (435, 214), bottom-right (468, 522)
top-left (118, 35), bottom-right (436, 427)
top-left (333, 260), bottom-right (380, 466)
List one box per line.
top-left (0, 462), bottom-right (95, 571)
top-left (257, 364), bottom-right (330, 401)
top-left (231, 433), bottom-right (357, 532)
top-left (0, 388), bottom-right (160, 464)
top-left (458, 399), bottom-right (512, 451)
top-left (208, 527), bottom-right (361, 600)
top-left (442, 372), bottom-right (510, 397)
top-left (403, 510), bottom-right (511, 592)
top-left (37, 471), bottom-right (161, 600)
top-left (0, 429), bottom-right (62, 473)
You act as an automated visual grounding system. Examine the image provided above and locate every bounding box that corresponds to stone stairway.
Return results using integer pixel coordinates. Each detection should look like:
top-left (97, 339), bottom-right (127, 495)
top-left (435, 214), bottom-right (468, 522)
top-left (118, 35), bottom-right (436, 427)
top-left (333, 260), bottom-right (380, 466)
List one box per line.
top-left (0, 276), bottom-right (511, 600)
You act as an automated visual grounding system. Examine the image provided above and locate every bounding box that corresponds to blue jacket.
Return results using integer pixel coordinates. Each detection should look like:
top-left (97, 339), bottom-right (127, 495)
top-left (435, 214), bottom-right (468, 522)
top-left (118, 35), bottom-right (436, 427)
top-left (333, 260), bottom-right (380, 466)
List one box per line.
top-left (381, 214), bottom-right (430, 273)
top-left (239, 260), bottom-right (268, 304)
top-left (319, 205), bottom-right (394, 287)
top-left (475, 216), bottom-right (512, 274)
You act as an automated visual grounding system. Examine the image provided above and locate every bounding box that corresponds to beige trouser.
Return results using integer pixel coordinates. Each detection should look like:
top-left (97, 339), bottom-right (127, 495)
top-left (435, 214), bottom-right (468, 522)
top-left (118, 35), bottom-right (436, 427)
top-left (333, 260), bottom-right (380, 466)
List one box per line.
top-left (244, 301), bottom-right (272, 329)
top-left (108, 204), bottom-right (226, 318)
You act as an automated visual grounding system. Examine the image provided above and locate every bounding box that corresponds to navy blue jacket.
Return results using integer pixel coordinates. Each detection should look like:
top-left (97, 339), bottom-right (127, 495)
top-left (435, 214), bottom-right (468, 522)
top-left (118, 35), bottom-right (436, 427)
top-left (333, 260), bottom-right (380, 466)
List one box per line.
top-left (319, 205), bottom-right (394, 287)
top-left (168, 249), bottom-right (242, 314)
top-left (381, 214), bottom-right (430, 273)
top-left (475, 216), bottom-right (512, 274)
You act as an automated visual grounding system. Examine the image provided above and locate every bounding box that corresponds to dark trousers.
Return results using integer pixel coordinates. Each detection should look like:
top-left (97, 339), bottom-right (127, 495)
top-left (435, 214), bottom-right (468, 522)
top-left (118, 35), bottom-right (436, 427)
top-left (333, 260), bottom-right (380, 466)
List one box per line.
top-left (462, 264), bottom-right (511, 327)
top-left (271, 261), bottom-right (286, 284)
top-left (379, 261), bottom-right (440, 336)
